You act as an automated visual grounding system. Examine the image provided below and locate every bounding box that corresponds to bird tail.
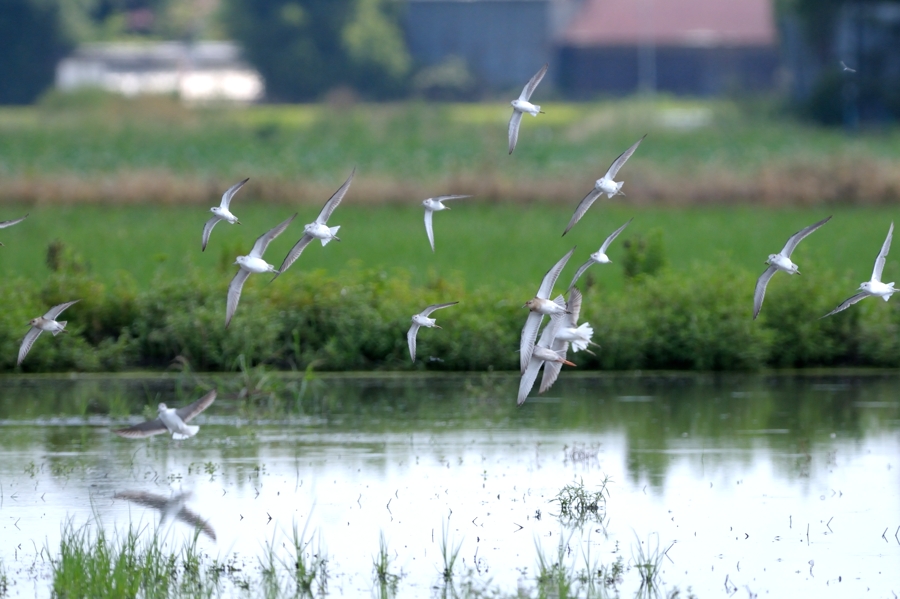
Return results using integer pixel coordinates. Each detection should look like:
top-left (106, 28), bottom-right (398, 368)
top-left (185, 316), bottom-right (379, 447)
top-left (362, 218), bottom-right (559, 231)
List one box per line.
top-left (568, 322), bottom-right (595, 352)
top-left (321, 226), bottom-right (341, 246)
top-left (173, 425), bottom-right (199, 440)
top-left (52, 321), bottom-right (67, 336)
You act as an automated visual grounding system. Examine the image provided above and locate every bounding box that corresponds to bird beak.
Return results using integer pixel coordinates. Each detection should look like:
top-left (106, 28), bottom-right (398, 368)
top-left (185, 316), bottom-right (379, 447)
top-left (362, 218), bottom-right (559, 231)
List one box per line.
top-left (236, 220), bottom-right (242, 225)
top-left (521, 303), bottom-right (528, 309)
top-left (434, 325), bottom-right (442, 329)
top-left (562, 359), bottom-right (576, 367)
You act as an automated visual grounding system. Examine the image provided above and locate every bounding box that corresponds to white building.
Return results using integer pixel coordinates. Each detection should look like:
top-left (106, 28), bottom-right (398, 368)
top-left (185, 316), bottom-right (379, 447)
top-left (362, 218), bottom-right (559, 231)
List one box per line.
top-left (56, 41), bottom-right (264, 103)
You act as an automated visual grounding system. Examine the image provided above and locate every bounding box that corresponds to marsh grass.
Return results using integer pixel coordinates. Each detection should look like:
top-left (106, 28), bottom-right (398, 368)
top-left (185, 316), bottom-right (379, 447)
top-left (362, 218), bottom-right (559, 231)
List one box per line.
top-left (51, 517), bottom-right (208, 598)
top-left (534, 534), bottom-right (576, 599)
top-left (439, 519), bottom-right (462, 583)
top-left (631, 532), bottom-right (672, 592)
top-left (373, 532), bottom-right (401, 598)
top-left (284, 519), bottom-right (329, 597)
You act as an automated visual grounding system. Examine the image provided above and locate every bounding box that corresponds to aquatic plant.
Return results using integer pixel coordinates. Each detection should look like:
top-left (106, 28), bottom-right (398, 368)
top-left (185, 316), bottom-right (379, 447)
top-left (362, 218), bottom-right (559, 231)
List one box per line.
top-left (551, 476), bottom-right (610, 528)
top-left (439, 518), bottom-right (462, 583)
top-left (285, 520), bottom-right (329, 597)
top-left (372, 531), bottom-right (401, 598)
top-left (534, 534), bottom-right (576, 599)
top-left (631, 532), bottom-right (672, 592)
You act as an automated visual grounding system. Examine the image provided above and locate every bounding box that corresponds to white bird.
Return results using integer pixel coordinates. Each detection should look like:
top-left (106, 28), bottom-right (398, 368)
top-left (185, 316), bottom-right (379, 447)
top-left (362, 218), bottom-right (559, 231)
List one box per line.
top-left (568, 219), bottom-right (632, 290)
top-left (521, 247), bottom-right (575, 372)
top-left (422, 195), bottom-right (471, 252)
top-left (202, 178), bottom-right (248, 251)
top-left (508, 63), bottom-right (548, 155)
top-left (753, 215), bottom-right (832, 319)
top-left (114, 390), bottom-right (217, 441)
top-left (226, 213), bottom-right (296, 327)
top-left (18, 300), bottom-right (79, 365)
top-left (822, 222), bottom-right (895, 318)
top-left (564, 136), bottom-right (646, 235)
top-left (0, 213), bottom-right (28, 246)
top-left (551, 287), bottom-right (596, 356)
top-left (114, 490), bottom-right (216, 541)
top-left (841, 61), bottom-right (856, 73)
top-left (407, 301), bottom-right (458, 362)
top-left (518, 308), bottom-right (576, 406)
top-left (275, 169), bottom-right (354, 279)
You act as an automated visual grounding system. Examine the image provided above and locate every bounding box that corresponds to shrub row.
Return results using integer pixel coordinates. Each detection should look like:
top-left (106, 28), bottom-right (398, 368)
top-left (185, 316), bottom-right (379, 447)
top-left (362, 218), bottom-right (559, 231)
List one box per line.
top-left (2, 262), bottom-right (898, 373)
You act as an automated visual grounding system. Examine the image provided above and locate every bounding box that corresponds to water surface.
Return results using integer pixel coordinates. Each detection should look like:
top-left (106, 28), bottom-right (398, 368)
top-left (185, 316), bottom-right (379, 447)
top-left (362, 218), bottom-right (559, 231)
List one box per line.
top-left (0, 372), bottom-right (898, 597)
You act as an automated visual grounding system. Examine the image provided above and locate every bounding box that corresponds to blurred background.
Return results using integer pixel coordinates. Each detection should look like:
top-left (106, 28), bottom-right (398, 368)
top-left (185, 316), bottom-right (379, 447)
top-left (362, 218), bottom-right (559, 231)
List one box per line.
top-left (4, 0), bottom-right (900, 374)
top-left (0, 0), bottom-right (893, 122)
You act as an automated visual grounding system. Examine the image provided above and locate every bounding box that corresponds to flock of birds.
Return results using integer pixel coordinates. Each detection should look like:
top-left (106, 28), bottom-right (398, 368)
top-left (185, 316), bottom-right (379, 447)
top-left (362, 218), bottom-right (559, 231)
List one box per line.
top-left (3, 62), bottom-right (897, 438)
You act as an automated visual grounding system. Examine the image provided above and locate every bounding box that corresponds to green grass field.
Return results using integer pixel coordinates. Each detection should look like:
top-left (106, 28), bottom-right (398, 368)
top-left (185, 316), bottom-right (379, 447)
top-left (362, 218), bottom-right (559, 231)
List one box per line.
top-left (0, 201), bottom-right (895, 296)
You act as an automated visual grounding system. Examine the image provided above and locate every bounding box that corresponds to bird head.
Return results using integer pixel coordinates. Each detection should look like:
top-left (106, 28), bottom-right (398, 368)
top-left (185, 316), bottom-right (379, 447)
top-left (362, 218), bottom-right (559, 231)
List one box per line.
top-left (157, 403), bottom-right (168, 413)
top-left (28, 318), bottom-right (38, 326)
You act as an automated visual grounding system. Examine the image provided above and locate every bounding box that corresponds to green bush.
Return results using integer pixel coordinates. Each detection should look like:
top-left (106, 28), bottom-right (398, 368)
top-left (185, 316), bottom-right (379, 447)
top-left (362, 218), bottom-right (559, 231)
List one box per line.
top-left (2, 257), bottom-right (898, 373)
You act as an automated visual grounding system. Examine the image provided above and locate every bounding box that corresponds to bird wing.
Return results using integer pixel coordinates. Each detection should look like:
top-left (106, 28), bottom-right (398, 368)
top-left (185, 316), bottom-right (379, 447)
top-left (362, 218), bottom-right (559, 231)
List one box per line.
top-left (419, 301), bottom-right (458, 318)
top-left (872, 222), bottom-right (894, 282)
top-left (424, 208), bottom-right (436, 252)
top-left (537, 247), bottom-right (576, 299)
top-left (520, 311), bottom-right (543, 373)
top-left (220, 177), bottom-right (249, 209)
top-left (201, 216), bottom-right (222, 252)
top-left (519, 63), bottom-right (548, 101)
top-left (821, 292), bottom-right (870, 319)
top-left (44, 300), bottom-right (79, 320)
top-left (0, 214), bottom-right (28, 229)
top-left (563, 189), bottom-right (602, 236)
top-left (781, 215), bottom-right (831, 257)
top-left (113, 418), bottom-right (168, 438)
top-left (566, 288), bottom-right (583, 326)
top-left (17, 327), bottom-right (42, 366)
top-left (508, 110), bottom-right (523, 155)
top-left (407, 322), bottom-right (420, 362)
top-left (249, 213), bottom-right (296, 259)
top-left (604, 134), bottom-right (646, 180)
top-left (753, 265), bottom-right (778, 320)
top-left (599, 218), bottom-right (633, 254)
top-left (517, 356), bottom-right (544, 406)
top-left (315, 169), bottom-right (355, 224)
top-left (539, 354), bottom-right (565, 394)
top-left (568, 259), bottom-right (593, 292)
top-left (225, 269), bottom-right (251, 328)
top-left (175, 389), bottom-right (217, 422)
top-left (430, 195), bottom-right (471, 203)
top-left (275, 234), bottom-right (313, 278)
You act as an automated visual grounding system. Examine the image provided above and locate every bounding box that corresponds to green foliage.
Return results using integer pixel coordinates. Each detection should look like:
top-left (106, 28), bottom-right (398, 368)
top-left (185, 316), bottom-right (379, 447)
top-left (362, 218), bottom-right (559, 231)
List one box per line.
top-left (223, 0), bottom-right (409, 100)
top-left (586, 264), bottom-right (772, 371)
top-left (621, 228), bottom-right (667, 279)
top-left (0, 0), bottom-right (71, 104)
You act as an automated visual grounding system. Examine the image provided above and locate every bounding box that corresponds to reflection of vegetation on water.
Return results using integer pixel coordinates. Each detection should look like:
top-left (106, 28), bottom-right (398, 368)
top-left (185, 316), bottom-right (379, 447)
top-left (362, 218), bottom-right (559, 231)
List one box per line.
top-left (1, 373), bottom-right (898, 491)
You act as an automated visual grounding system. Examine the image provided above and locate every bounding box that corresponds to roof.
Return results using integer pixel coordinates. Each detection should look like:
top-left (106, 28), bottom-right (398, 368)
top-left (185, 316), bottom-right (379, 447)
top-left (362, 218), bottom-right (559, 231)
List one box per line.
top-left (563, 0), bottom-right (776, 47)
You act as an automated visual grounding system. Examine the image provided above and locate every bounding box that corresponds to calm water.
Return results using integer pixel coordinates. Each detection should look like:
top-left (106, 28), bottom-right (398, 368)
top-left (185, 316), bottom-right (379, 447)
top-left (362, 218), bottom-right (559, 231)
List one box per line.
top-left (0, 371), bottom-right (899, 597)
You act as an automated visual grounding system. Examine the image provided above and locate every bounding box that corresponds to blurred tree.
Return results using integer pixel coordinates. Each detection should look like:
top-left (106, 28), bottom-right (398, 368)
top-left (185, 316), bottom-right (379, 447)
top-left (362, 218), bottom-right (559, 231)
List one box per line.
top-left (223, 0), bottom-right (409, 101)
top-left (0, 0), bottom-right (71, 104)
